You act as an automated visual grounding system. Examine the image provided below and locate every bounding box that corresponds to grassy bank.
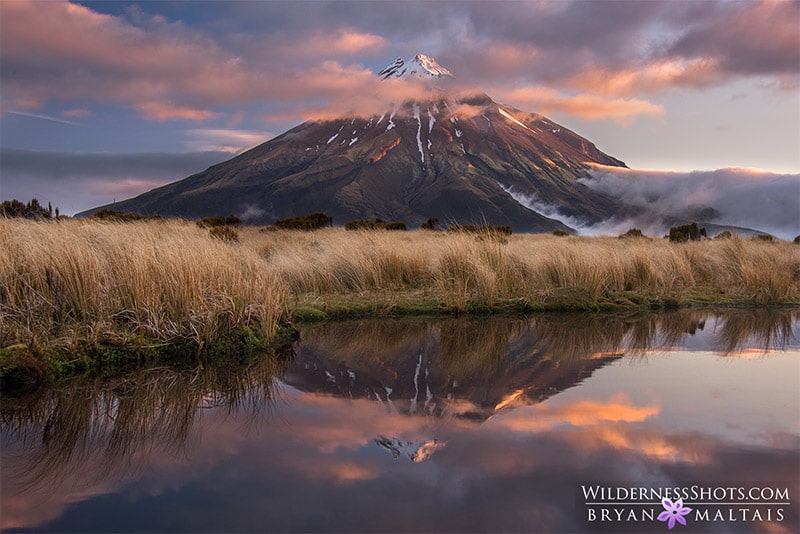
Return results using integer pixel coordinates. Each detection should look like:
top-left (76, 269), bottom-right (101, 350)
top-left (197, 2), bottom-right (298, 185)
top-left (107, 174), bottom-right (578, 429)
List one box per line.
top-left (1, 219), bottom-right (798, 386)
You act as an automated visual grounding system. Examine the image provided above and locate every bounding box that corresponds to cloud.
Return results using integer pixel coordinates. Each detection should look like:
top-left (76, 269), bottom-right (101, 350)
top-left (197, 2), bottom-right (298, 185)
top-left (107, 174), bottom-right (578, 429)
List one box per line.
top-left (0, 1), bottom-right (391, 122)
top-left (136, 102), bottom-right (220, 122)
top-left (2, 0), bottom-right (796, 129)
top-left (0, 149), bottom-right (228, 215)
top-left (498, 86), bottom-right (664, 124)
top-left (579, 165), bottom-right (800, 239)
top-left (567, 58), bottom-right (723, 97)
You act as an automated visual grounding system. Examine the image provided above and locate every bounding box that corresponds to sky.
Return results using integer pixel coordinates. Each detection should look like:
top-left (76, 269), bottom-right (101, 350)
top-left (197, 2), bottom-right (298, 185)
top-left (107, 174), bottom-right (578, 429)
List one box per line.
top-left (1, 0), bottom-right (799, 221)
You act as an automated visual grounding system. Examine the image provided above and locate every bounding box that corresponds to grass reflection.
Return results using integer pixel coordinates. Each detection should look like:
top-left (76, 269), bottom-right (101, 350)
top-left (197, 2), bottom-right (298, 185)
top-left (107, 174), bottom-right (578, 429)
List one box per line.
top-left (1, 353), bottom-right (288, 494)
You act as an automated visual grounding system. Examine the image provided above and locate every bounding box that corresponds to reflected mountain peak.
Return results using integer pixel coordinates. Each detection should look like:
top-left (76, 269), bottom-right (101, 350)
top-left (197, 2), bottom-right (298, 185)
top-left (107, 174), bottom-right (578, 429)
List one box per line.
top-left (374, 436), bottom-right (447, 463)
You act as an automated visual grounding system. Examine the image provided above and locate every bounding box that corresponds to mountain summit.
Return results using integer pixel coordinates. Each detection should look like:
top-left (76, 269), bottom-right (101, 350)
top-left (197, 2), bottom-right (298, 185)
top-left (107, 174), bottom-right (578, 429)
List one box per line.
top-left (378, 53), bottom-right (454, 79)
top-left (82, 55), bottom-right (627, 232)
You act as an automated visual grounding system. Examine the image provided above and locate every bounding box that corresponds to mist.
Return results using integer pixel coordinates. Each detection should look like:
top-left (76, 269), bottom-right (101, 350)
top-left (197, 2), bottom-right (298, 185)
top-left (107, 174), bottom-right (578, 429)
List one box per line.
top-left (576, 165), bottom-right (800, 240)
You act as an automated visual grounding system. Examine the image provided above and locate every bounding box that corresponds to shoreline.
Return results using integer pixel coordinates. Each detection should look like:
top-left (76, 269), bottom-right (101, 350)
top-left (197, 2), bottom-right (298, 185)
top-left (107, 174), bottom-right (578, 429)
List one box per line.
top-left (2, 219), bottom-right (798, 391)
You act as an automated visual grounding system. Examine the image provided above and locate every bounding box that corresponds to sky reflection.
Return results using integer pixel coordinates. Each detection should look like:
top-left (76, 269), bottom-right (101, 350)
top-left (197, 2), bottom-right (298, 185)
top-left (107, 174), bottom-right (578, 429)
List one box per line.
top-left (1, 310), bottom-right (798, 532)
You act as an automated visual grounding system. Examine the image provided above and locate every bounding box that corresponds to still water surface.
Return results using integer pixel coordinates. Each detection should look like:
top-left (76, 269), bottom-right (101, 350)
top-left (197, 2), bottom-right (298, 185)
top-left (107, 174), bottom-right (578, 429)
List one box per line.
top-left (2, 310), bottom-right (798, 532)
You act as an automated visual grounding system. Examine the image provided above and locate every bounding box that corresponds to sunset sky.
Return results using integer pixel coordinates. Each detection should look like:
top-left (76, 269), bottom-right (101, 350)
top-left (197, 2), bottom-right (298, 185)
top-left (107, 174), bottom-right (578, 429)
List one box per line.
top-left (1, 0), bottom-right (798, 216)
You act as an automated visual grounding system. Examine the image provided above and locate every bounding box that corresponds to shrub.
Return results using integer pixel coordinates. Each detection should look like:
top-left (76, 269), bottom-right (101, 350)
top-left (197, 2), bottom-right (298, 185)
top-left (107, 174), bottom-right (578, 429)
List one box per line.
top-left (272, 212), bottom-right (332, 231)
top-left (668, 222), bottom-right (706, 243)
top-left (754, 234), bottom-right (774, 242)
top-left (552, 230), bottom-right (570, 237)
top-left (1, 198), bottom-right (55, 220)
top-left (715, 231), bottom-right (734, 240)
top-left (345, 219), bottom-right (384, 230)
top-left (208, 226), bottom-right (239, 243)
top-left (794, 235), bottom-right (800, 244)
top-left (420, 218), bottom-right (440, 230)
top-left (385, 221), bottom-right (407, 231)
top-left (197, 214), bottom-right (242, 228)
top-left (619, 228), bottom-right (645, 239)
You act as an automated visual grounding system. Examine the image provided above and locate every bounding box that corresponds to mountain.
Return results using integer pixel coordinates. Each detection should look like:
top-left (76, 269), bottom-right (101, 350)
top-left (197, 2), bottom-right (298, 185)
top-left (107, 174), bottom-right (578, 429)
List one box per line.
top-left (378, 53), bottom-right (454, 79)
top-left (82, 54), bottom-right (628, 232)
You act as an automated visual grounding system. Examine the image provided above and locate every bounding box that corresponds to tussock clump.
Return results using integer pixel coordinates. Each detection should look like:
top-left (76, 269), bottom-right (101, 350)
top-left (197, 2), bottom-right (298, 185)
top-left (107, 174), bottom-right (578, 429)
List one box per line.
top-left (209, 226), bottom-right (239, 243)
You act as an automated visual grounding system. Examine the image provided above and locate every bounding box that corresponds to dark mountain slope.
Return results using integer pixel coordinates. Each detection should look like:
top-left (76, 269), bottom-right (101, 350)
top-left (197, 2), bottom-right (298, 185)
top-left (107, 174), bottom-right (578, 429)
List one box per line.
top-left (82, 56), bottom-right (627, 232)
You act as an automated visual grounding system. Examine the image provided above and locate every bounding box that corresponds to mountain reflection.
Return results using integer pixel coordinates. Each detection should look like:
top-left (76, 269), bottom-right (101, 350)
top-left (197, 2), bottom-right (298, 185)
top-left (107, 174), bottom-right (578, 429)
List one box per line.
top-left (1, 309), bottom-right (797, 532)
top-left (286, 309), bottom-right (799, 420)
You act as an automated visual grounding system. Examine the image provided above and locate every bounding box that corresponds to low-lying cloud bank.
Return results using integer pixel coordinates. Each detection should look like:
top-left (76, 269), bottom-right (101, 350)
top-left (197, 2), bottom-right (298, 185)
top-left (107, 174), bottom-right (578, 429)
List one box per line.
top-left (578, 165), bottom-right (800, 240)
top-left (0, 149), bottom-right (228, 215)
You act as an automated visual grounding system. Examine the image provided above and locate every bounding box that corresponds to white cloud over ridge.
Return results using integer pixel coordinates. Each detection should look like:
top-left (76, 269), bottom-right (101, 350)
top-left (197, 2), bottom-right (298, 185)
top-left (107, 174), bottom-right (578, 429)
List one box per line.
top-left (577, 165), bottom-right (800, 240)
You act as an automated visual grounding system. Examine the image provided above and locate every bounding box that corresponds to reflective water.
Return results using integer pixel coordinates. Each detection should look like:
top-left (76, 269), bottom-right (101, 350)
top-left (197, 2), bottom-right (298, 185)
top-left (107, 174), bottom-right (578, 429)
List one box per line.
top-left (1, 310), bottom-right (798, 533)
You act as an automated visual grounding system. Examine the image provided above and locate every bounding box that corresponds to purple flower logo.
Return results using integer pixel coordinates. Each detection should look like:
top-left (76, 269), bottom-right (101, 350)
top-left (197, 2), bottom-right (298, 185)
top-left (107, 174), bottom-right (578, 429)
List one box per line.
top-left (657, 498), bottom-right (692, 529)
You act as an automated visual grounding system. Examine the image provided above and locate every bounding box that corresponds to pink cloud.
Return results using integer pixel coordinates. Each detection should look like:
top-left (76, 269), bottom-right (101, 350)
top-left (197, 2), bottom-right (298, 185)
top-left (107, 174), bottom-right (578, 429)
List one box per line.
top-left (498, 86), bottom-right (664, 124)
top-left (568, 58), bottom-right (723, 97)
top-left (136, 102), bottom-right (219, 122)
top-left (0, 1), bottom-right (394, 123)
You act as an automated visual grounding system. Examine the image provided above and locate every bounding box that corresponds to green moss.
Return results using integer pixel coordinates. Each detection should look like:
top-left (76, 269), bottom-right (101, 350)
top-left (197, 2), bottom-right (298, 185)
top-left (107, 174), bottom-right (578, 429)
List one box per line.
top-left (292, 306), bottom-right (330, 323)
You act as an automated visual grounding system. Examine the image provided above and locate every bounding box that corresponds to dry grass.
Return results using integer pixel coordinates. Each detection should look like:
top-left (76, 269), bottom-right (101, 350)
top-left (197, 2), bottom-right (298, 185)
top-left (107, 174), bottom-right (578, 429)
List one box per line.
top-left (1, 219), bottom-right (798, 360)
top-left (0, 219), bottom-right (287, 355)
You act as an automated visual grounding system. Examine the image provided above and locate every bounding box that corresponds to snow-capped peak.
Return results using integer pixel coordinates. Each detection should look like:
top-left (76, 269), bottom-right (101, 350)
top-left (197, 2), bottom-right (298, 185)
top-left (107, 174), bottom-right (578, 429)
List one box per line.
top-left (411, 53), bottom-right (453, 78)
top-left (377, 53), bottom-right (454, 80)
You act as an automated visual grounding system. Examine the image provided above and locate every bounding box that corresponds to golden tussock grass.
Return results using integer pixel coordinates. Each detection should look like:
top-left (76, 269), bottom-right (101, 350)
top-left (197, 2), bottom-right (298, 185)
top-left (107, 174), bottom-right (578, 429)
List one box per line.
top-left (1, 218), bottom-right (798, 357)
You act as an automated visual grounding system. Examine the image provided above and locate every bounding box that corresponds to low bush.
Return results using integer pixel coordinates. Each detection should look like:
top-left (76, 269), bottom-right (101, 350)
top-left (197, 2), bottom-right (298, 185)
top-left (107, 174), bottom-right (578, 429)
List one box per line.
top-left (1, 199), bottom-right (57, 220)
top-left (197, 214), bottom-right (241, 228)
top-left (385, 221), bottom-right (407, 231)
top-left (668, 222), bottom-right (706, 243)
top-left (420, 218), bottom-right (440, 230)
top-left (618, 228), bottom-right (645, 239)
top-left (345, 219), bottom-right (384, 230)
top-left (714, 231), bottom-right (734, 240)
top-left (272, 212), bottom-right (332, 231)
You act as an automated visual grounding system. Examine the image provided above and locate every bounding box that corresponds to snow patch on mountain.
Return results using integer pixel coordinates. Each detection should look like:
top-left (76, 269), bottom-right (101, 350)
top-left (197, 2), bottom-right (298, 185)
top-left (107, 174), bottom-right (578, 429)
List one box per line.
top-left (499, 107), bottom-right (534, 133)
top-left (412, 103), bottom-right (424, 164)
top-left (378, 53), bottom-right (454, 80)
